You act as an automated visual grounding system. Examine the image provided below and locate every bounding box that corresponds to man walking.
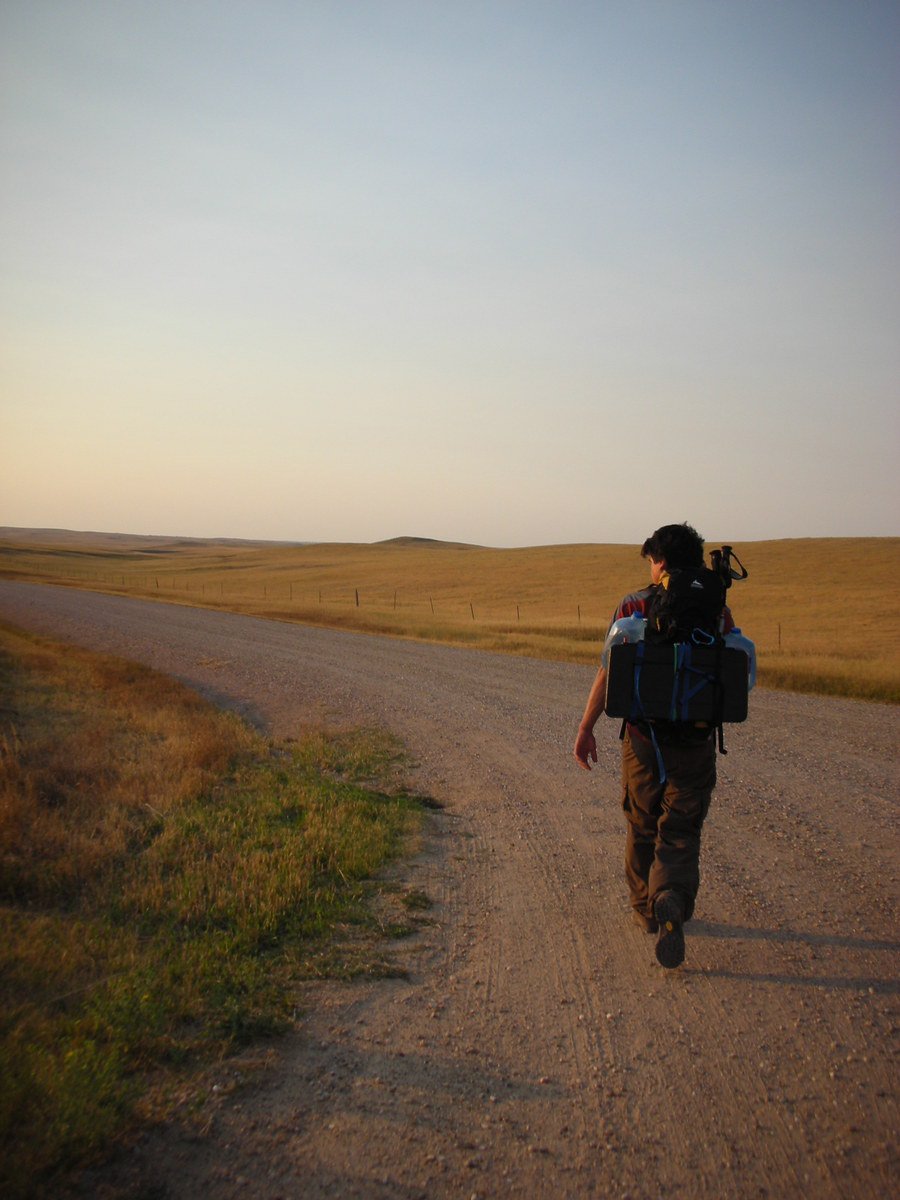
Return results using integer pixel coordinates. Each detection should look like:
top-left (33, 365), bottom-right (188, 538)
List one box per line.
top-left (573, 523), bottom-right (735, 969)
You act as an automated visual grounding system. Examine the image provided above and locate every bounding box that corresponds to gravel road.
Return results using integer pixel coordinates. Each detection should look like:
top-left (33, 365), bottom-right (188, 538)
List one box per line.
top-left (1, 581), bottom-right (898, 1200)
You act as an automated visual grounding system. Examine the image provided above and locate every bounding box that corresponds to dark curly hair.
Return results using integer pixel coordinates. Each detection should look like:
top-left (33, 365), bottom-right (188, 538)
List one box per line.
top-left (640, 522), bottom-right (705, 570)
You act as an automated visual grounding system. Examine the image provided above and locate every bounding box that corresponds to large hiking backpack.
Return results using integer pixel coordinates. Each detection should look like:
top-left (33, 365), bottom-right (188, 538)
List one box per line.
top-left (605, 566), bottom-right (750, 768)
top-left (644, 566), bottom-right (725, 645)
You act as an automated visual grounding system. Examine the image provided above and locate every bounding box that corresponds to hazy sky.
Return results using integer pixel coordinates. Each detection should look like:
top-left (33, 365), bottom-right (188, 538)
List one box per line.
top-left (2, 1), bottom-right (898, 546)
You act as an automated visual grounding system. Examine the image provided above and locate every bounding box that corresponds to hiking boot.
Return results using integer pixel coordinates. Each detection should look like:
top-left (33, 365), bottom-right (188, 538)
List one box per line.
top-left (654, 892), bottom-right (685, 968)
top-left (631, 911), bottom-right (658, 934)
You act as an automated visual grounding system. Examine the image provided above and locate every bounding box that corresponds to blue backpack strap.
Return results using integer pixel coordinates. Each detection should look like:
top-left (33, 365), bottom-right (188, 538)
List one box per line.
top-left (677, 640), bottom-right (729, 754)
top-left (669, 644), bottom-right (685, 720)
top-left (627, 642), bottom-right (667, 784)
top-left (629, 641), bottom-right (646, 723)
top-left (676, 645), bottom-right (715, 720)
top-left (647, 723), bottom-right (667, 786)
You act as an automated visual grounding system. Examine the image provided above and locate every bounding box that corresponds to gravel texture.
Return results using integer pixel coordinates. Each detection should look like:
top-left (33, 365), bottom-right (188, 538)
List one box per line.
top-left (1, 580), bottom-right (898, 1200)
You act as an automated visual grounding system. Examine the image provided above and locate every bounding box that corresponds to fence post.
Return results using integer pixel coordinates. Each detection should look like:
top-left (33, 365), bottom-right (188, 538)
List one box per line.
top-left (430, 596), bottom-right (434, 615)
top-left (470, 603), bottom-right (475, 621)
top-left (577, 605), bottom-right (581, 623)
top-left (355, 588), bottom-right (360, 607)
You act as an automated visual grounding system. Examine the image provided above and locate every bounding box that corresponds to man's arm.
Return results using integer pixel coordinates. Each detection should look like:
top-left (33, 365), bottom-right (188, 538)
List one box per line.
top-left (573, 664), bottom-right (607, 771)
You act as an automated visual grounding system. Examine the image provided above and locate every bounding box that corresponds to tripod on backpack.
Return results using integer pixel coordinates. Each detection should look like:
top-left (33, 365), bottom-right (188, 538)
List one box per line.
top-left (709, 545), bottom-right (749, 591)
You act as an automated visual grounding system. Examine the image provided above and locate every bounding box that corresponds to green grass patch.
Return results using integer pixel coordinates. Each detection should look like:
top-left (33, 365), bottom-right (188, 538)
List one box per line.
top-left (0, 624), bottom-right (429, 1198)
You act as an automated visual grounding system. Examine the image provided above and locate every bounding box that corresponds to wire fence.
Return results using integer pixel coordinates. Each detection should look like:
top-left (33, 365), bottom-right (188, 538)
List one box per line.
top-left (10, 563), bottom-right (798, 650)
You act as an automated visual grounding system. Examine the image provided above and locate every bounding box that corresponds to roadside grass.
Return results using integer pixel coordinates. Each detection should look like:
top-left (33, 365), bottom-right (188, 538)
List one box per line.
top-left (0, 624), bottom-right (428, 1199)
top-left (1, 534), bottom-right (898, 703)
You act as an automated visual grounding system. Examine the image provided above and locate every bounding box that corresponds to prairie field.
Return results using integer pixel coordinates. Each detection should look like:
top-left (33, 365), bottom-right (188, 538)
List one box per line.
top-left (1, 531), bottom-right (897, 702)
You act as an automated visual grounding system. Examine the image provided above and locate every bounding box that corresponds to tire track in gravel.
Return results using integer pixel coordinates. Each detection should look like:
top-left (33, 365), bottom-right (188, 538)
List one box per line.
top-left (1, 581), bottom-right (897, 1200)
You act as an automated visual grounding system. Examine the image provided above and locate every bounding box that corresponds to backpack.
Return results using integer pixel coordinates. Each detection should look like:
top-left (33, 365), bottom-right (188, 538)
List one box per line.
top-left (605, 566), bottom-right (749, 775)
top-left (644, 566), bottom-right (726, 646)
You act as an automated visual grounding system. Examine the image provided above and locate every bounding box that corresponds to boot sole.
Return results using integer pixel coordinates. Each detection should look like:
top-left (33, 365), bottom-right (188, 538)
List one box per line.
top-left (654, 895), bottom-right (685, 968)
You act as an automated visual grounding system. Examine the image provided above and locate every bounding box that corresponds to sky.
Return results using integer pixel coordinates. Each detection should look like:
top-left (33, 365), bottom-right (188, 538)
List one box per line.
top-left (1, 1), bottom-right (898, 547)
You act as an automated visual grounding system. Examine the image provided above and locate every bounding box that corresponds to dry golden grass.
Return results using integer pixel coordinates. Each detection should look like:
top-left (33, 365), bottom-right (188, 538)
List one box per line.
top-left (1, 637), bottom-right (249, 906)
top-left (1, 533), bottom-right (897, 702)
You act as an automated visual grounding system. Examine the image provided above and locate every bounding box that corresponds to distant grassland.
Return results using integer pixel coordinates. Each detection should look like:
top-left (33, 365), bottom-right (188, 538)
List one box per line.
top-left (1, 532), bottom-right (898, 703)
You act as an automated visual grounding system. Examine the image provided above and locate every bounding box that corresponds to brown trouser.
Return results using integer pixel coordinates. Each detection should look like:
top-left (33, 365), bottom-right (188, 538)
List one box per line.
top-left (621, 724), bottom-right (717, 922)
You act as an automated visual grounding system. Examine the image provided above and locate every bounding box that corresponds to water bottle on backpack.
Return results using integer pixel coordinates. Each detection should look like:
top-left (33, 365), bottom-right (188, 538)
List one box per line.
top-left (601, 613), bottom-right (647, 668)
